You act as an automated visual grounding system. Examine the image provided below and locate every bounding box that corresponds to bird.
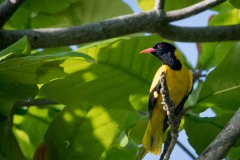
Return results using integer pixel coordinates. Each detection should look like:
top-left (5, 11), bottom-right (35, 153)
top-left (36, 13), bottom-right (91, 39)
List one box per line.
top-left (140, 42), bottom-right (193, 155)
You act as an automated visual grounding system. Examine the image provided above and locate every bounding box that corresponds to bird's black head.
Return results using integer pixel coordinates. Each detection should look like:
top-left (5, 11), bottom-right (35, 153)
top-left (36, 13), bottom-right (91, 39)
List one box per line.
top-left (140, 42), bottom-right (182, 70)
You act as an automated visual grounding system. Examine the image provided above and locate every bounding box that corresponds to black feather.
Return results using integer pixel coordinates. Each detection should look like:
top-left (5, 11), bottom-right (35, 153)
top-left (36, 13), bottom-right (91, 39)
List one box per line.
top-left (148, 79), bottom-right (161, 118)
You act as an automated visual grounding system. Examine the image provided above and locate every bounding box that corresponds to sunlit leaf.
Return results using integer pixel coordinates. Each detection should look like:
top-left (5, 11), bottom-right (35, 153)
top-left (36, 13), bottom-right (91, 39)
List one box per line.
top-left (137, 0), bottom-right (201, 11)
top-left (0, 51), bottom-right (93, 84)
top-left (44, 104), bottom-right (139, 160)
top-left (0, 36), bottom-right (31, 62)
top-left (209, 9), bottom-right (240, 25)
top-left (40, 35), bottom-right (164, 108)
top-left (13, 106), bottom-right (62, 159)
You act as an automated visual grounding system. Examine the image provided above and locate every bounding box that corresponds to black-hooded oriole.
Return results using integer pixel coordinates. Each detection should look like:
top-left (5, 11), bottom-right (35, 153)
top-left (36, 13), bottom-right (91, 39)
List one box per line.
top-left (140, 42), bottom-right (193, 155)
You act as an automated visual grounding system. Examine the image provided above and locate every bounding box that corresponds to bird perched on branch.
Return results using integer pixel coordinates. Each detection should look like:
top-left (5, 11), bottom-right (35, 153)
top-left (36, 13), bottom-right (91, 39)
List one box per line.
top-left (140, 42), bottom-right (193, 155)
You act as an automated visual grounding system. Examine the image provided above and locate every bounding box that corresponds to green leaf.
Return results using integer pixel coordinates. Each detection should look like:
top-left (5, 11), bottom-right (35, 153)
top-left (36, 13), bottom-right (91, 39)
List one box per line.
top-left (44, 104), bottom-right (139, 160)
top-left (229, 0), bottom-right (240, 8)
top-left (0, 36), bottom-right (31, 62)
top-left (227, 146), bottom-right (240, 160)
top-left (198, 42), bottom-right (235, 69)
top-left (23, 0), bottom-right (78, 14)
top-left (13, 106), bottom-right (62, 159)
top-left (0, 51), bottom-right (93, 84)
top-left (196, 42), bottom-right (240, 111)
top-left (211, 1), bottom-right (235, 12)
top-left (128, 120), bottom-right (147, 144)
top-left (137, 0), bottom-right (201, 11)
top-left (0, 77), bottom-right (38, 116)
top-left (209, 9), bottom-right (240, 26)
top-left (184, 113), bottom-right (233, 154)
top-left (6, 7), bottom-right (31, 29)
top-left (0, 115), bottom-right (25, 160)
top-left (30, 0), bottom-right (132, 28)
top-left (40, 35), bottom-right (163, 107)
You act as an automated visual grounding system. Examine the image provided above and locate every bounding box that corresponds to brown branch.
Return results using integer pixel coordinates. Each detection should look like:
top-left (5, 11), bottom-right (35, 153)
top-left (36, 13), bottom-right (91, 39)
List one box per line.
top-left (159, 72), bottom-right (180, 160)
top-left (0, 0), bottom-right (25, 28)
top-left (197, 107), bottom-right (240, 160)
top-left (0, 0), bottom-right (230, 49)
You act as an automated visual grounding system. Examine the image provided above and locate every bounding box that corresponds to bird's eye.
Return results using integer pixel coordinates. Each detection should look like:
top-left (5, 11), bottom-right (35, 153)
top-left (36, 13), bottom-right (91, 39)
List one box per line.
top-left (157, 44), bottom-right (162, 49)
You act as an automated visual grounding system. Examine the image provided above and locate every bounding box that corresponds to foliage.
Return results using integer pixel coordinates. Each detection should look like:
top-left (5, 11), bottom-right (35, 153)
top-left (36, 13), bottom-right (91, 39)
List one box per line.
top-left (0, 0), bottom-right (240, 160)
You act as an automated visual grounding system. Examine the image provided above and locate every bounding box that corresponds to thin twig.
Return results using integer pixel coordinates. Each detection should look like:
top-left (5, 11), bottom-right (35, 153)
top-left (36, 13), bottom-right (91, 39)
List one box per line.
top-left (160, 131), bottom-right (172, 160)
top-left (159, 72), bottom-right (180, 160)
top-left (10, 98), bottom-right (58, 126)
top-left (197, 107), bottom-right (240, 160)
top-left (14, 98), bottom-right (58, 107)
top-left (177, 141), bottom-right (196, 159)
top-left (0, 0), bottom-right (25, 28)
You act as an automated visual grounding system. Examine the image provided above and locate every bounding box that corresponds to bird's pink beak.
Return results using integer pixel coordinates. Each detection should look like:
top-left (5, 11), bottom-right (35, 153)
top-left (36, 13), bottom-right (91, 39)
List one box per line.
top-left (140, 48), bottom-right (156, 54)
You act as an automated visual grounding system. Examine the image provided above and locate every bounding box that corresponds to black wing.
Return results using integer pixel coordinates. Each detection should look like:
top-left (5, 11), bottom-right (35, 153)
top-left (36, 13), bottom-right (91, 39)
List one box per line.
top-left (148, 79), bottom-right (161, 118)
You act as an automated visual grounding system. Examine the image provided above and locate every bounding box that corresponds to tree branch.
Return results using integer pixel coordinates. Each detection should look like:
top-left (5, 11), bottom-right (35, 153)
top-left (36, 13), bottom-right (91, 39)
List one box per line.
top-left (159, 72), bottom-right (180, 160)
top-left (10, 98), bottom-right (58, 126)
top-left (0, 0), bottom-right (25, 28)
top-left (177, 141), bottom-right (196, 159)
top-left (14, 98), bottom-right (58, 107)
top-left (0, 0), bottom-right (231, 49)
top-left (158, 24), bottom-right (240, 42)
top-left (197, 108), bottom-right (240, 160)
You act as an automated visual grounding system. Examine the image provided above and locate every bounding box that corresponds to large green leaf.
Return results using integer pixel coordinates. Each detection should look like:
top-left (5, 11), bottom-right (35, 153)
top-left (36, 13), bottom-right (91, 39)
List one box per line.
top-left (184, 113), bottom-right (233, 154)
top-left (209, 9), bottom-right (240, 26)
top-left (198, 42), bottom-right (235, 69)
top-left (44, 104), bottom-right (139, 160)
top-left (0, 77), bottom-right (38, 116)
top-left (0, 51), bottom-right (93, 84)
top-left (13, 106), bottom-right (62, 159)
top-left (198, 9), bottom-right (240, 70)
top-left (7, 0), bottom-right (132, 29)
top-left (23, 0), bottom-right (78, 14)
top-left (40, 35), bottom-right (163, 107)
top-left (137, 0), bottom-right (201, 11)
top-left (31, 0), bottom-right (132, 28)
top-left (196, 42), bottom-right (240, 111)
top-left (0, 115), bottom-right (25, 160)
top-left (0, 36), bottom-right (31, 62)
